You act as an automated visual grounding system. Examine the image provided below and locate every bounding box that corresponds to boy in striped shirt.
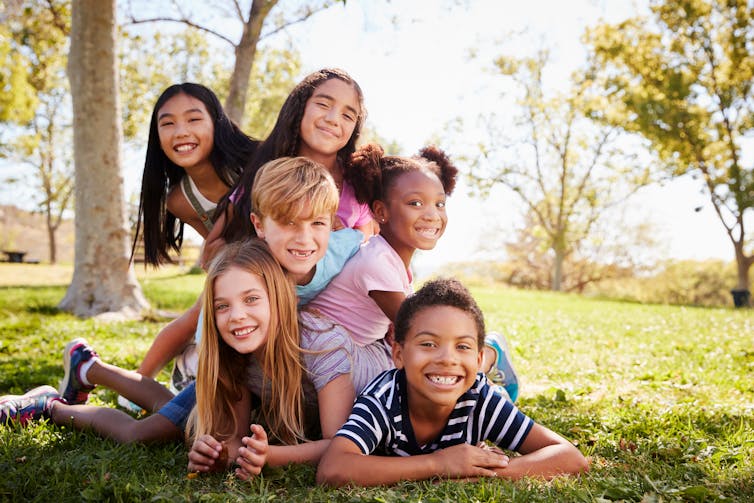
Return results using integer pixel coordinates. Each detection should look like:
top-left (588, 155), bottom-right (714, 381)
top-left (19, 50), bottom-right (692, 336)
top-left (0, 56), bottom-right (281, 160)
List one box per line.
top-left (317, 278), bottom-right (589, 486)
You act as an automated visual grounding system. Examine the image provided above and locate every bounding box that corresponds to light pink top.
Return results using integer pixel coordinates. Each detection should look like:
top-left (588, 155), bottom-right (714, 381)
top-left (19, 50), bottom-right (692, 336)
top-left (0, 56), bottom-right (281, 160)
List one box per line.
top-left (336, 181), bottom-right (372, 229)
top-left (307, 235), bottom-right (412, 346)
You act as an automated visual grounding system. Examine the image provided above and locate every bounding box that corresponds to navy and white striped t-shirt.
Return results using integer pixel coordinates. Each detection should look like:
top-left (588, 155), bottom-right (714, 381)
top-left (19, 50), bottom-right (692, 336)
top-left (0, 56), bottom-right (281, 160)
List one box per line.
top-left (335, 368), bottom-right (534, 456)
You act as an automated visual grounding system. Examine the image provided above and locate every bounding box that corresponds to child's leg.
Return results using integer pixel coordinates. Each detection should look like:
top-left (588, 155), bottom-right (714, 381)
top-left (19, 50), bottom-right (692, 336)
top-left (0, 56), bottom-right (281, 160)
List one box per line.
top-left (482, 332), bottom-right (519, 402)
top-left (49, 401), bottom-right (181, 444)
top-left (137, 297), bottom-right (202, 379)
top-left (61, 339), bottom-right (174, 412)
top-left (87, 360), bottom-right (174, 412)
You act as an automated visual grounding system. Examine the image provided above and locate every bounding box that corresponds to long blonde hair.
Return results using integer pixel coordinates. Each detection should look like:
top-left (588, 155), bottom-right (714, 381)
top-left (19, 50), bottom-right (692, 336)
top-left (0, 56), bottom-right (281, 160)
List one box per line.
top-left (187, 238), bottom-right (305, 445)
top-left (251, 156), bottom-right (340, 224)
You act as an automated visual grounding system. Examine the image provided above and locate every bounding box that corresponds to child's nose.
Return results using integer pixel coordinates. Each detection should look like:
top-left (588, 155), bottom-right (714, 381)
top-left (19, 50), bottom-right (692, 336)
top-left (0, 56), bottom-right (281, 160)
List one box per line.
top-left (437, 345), bottom-right (457, 363)
top-left (294, 225), bottom-right (312, 242)
top-left (324, 108), bottom-right (339, 125)
top-left (229, 303), bottom-right (245, 320)
top-left (422, 205), bottom-right (441, 221)
top-left (174, 122), bottom-right (189, 137)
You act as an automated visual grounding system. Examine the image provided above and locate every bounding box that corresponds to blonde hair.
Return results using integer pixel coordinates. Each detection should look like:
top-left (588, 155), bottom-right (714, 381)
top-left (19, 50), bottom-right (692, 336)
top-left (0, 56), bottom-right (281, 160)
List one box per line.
top-left (187, 238), bottom-right (306, 445)
top-left (251, 156), bottom-right (340, 224)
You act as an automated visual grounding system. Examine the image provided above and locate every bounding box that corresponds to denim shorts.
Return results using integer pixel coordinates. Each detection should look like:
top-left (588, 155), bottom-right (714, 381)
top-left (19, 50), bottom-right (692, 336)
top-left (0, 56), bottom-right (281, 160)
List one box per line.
top-left (156, 381), bottom-right (196, 429)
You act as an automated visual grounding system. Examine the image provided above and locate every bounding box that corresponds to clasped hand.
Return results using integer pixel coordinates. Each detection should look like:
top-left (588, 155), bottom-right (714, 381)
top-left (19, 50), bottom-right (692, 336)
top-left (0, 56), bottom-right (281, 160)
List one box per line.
top-left (187, 424), bottom-right (269, 480)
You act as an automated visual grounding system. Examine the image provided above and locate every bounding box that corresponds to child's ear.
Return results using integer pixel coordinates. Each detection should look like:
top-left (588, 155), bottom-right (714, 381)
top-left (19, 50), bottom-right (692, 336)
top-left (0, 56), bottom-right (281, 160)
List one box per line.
top-left (476, 349), bottom-right (483, 371)
top-left (250, 213), bottom-right (265, 238)
top-left (371, 200), bottom-right (387, 225)
top-left (391, 341), bottom-right (404, 369)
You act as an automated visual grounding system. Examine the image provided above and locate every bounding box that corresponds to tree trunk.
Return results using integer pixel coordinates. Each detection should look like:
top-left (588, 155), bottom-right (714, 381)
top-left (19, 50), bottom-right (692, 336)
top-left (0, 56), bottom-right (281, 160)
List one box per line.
top-left (552, 249), bottom-right (564, 291)
top-left (224, 0), bottom-right (277, 123)
top-left (60, 0), bottom-right (149, 318)
top-left (46, 209), bottom-right (56, 264)
top-left (731, 241), bottom-right (752, 307)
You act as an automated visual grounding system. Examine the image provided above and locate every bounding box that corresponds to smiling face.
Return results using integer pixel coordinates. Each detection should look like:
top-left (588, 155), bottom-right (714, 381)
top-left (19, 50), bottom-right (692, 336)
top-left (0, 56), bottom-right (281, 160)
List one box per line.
top-left (393, 305), bottom-right (483, 414)
top-left (250, 203), bottom-right (331, 286)
top-left (298, 78), bottom-right (360, 165)
top-left (212, 266), bottom-right (271, 356)
top-left (157, 92), bottom-right (215, 173)
top-left (373, 169), bottom-right (448, 266)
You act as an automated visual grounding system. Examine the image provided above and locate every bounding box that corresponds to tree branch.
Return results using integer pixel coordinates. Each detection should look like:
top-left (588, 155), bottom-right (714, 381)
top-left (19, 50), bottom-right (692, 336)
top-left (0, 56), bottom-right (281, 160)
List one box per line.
top-left (123, 15), bottom-right (237, 46)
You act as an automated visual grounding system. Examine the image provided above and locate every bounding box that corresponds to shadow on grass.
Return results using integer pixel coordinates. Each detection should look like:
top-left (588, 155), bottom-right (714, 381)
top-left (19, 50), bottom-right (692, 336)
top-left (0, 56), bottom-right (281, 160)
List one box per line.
top-left (0, 359), bottom-right (66, 394)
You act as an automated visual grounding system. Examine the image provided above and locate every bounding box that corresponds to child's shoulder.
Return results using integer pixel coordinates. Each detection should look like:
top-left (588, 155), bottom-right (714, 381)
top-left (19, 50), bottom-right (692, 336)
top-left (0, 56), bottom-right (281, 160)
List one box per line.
top-left (359, 367), bottom-right (400, 398)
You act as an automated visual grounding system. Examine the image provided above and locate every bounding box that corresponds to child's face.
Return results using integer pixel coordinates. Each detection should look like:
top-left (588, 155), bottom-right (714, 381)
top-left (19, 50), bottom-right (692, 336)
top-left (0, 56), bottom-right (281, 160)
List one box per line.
top-left (250, 205), bottom-right (331, 286)
top-left (157, 92), bottom-right (214, 171)
top-left (393, 305), bottom-right (483, 411)
top-left (373, 170), bottom-right (447, 257)
top-left (213, 266), bottom-right (270, 356)
top-left (298, 78), bottom-right (359, 161)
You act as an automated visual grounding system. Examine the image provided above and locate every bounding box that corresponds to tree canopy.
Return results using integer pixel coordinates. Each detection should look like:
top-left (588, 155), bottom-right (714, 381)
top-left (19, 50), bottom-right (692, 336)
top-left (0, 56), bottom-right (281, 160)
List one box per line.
top-left (586, 0), bottom-right (753, 296)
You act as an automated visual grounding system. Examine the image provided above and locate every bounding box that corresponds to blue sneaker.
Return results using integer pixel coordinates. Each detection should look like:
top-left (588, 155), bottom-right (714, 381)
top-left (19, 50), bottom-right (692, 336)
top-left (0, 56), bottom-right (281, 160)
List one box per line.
top-left (485, 332), bottom-right (519, 402)
top-left (0, 385), bottom-right (63, 426)
top-left (59, 338), bottom-right (99, 405)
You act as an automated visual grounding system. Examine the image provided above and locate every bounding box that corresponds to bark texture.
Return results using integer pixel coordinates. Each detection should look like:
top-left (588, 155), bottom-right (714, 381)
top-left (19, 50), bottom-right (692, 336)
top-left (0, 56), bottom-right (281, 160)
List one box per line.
top-left (60, 0), bottom-right (149, 318)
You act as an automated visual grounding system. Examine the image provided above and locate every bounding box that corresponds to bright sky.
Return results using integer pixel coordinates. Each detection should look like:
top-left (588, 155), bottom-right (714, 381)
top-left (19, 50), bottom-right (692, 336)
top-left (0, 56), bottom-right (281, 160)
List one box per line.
top-left (279, 0), bottom-right (735, 273)
top-left (2, 0), bottom-right (739, 271)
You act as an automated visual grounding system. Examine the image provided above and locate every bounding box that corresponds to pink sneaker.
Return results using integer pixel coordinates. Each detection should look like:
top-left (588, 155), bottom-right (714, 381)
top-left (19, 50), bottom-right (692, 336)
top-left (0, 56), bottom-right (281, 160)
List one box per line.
top-left (0, 385), bottom-right (64, 426)
top-left (59, 338), bottom-right (99, 404)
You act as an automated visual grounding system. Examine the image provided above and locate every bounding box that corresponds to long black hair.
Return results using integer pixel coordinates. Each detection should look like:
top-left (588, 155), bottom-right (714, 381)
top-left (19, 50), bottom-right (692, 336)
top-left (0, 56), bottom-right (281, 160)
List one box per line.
top-left (132, 83), bottom-right (259, 266)
top-left (218, 68), bottom-right (366, 243)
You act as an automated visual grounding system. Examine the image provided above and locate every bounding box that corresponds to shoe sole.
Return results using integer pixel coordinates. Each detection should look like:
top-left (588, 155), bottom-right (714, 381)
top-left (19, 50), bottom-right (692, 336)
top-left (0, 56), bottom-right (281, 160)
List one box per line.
top-left (59, 338), bottom-right (88, 403)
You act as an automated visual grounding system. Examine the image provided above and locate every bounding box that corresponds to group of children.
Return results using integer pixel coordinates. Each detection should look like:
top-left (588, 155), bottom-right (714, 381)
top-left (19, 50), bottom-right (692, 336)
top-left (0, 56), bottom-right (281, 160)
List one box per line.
top-left (0, 68), bottom-right (588, 486)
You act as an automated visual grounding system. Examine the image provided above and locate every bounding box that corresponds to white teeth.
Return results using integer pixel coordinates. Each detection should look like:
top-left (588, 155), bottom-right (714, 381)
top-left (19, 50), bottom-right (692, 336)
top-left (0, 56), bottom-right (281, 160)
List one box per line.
top-left (175, 144), bottom-right (195, 152)
top-left (428, 375), bottom-right (459, 385)
top-left (290, 250), bottom-right (313, 257)
top-left (233, 327), bottom-right (255, 337)
top-left (417, 228), bottom-right (438, 238)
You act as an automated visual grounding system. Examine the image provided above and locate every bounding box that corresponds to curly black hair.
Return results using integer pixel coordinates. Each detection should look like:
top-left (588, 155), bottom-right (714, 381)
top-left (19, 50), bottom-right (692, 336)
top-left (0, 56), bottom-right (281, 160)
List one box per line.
top-left (344, 143), bottom-right (458, 207)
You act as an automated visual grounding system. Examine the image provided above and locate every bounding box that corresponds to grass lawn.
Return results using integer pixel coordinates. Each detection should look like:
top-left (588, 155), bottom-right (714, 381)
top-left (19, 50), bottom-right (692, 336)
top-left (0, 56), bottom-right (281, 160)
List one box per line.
top-left (1, 264), bottom-right (752, 501)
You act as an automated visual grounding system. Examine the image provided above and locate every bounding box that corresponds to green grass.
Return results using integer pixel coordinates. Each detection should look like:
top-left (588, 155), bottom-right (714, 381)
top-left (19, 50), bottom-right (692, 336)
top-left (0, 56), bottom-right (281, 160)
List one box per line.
top-left (1, 273), bottom-right (753, 502)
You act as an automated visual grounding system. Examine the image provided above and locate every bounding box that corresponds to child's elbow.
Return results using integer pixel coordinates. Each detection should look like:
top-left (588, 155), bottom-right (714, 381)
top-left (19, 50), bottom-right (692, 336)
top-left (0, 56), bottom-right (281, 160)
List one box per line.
top-left (315, 462), bottom-right (348, 487)
top-left (568, 448), bottom-right (590, 476)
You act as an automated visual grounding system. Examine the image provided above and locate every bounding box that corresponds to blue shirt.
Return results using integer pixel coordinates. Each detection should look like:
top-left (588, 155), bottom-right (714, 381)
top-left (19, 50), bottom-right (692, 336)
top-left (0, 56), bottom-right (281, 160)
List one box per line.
top-left (296, 228), bottom-right (362, 306)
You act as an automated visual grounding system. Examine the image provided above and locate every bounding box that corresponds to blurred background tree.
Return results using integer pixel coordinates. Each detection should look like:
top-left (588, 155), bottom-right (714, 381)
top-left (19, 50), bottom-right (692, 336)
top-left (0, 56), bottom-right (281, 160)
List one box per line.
top-left (585, 0), bottom-right (753, 305)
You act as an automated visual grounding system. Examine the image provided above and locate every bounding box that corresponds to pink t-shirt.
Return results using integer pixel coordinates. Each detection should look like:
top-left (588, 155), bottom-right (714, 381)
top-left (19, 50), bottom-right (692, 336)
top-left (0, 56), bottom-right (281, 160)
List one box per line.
top-left (307, 235), bottom-right (412, 346)
top-left (336, 181), bottom-right (372, 229)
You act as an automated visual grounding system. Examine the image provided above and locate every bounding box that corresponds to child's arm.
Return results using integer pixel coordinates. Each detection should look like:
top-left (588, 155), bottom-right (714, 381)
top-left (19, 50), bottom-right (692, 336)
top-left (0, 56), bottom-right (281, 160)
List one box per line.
top-left (166, 186), bottom-right (211, 239)
top-left (368, 290), bottom-right (406, 323)
top-left (201, 205), bottom-right (233, 269)
top-left (137, 298), bottom-right (201, 378)
top-left (316, 437), bottom-right (509, 487)
top-left (254, 373), bottom-right (356, 469)
top-left (316, 373), bottom-right (355, 437)
top-left (493, 423), bottom-right (589, 480)
top-left (353, 221), bottom-right (374, 241)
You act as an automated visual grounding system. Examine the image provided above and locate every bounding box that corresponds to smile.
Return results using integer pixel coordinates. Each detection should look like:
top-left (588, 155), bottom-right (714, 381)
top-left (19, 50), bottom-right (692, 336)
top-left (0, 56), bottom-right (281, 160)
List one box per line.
top-left (174, 143), bottom-right (197, 153)
top-left (289, 249), bottom-right (315, 258)
top-left (416, 227), bottom-right (440, 238)
top-left (427, 374), bottom-right (461, 385)
top-left (232, 326), bottom-right (257, 337)
top-left (317, 126), bottom-right (339, 138)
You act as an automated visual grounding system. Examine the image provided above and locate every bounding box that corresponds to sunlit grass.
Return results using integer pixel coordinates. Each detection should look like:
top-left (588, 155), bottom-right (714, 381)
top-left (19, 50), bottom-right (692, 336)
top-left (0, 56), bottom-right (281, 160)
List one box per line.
top-left (1, 269), bottom-right (752, 501)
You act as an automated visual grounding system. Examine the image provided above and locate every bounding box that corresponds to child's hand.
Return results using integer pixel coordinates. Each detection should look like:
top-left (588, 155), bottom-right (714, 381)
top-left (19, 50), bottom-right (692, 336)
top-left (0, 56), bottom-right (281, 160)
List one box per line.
top-left (234, 424), bottom-right (269, 480)
top-left (187, 435), bottom-right (227, 473)
top-left (432, 443), bottom-right (509, 479)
